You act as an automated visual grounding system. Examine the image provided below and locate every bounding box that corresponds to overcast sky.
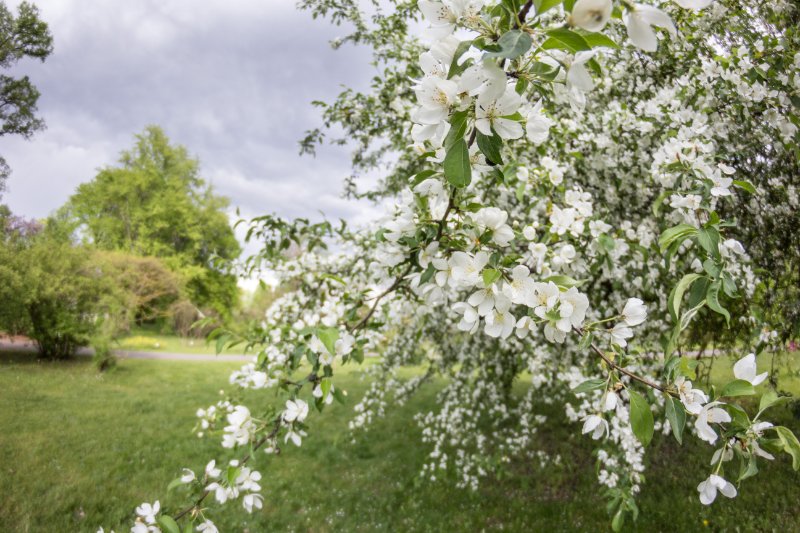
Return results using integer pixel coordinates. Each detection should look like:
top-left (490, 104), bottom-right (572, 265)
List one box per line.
top-left (2, 0), bottom-right (386, 231)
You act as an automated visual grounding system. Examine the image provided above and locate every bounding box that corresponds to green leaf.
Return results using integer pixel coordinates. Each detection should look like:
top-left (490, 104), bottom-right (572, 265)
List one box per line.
top-left (332, 386), bottom-right (347, 405)
top-left (733, 179), bottom-right (756, 194)
top-left (444, 110), bottom-right (469, 150)
top-left (658, 224), bottom-right (697, 251)
top-left (629, 390), bottom-right (654, 447)
top-left (419, 263), bottom-right (436, 285)
top-left (485, 30), bottom-right (532, 59)
top-left (476, 130), bottom-right (503, 165)
top-left (542, 28), bottom-right (591, 52)
top-left (410, 169), bottom-right (438, 186)
top-left (702, 258), bottom-right (720, 278)
top-left (158, 516), bottom-right (181, 533)
top-left (668, 273), bottom-right (702, 322)
top-left (317, 327), bottom-right (339, 355)
top-left (759, 390), bottom-right (791, 413)
top-left (533, 0), bottom-right (562, 16)
top-left (721, 272), bottom-right (738, 297)
top-left (738, 453), bottom-right (759, 482)
top-left (443, 138), bottom-right (472, 188)
top-left (321, 377), bottom-right (332, 398)
top-left (665, 397), bottom-right (686, 444)
top-left (581, 32), bottom-right (620, 49)
top-left (572, 378), bottom-right (606, 394)
top-left (214, 334), bottom-right (228, 355)
top-left (482, 268), bottom-right (502, 286)
top-left (167, 477), bottom-right (184, 491)
top-left (723, 402), bottom-right (751, 429)
top-left (448, 40), bottom-right (474, 78)
top-left (721, 379), bottom-right (756, 397)
top-left (611, 509), bottom-right (625, 532)
top-left (652, 190), bottom-right (670, 216)
top-left (528, 61), bottom-right (560, 80)
top-left (543, 274), bottom-right (581, 288)
top-left (774, 426), bottom-right (800, 470)
top-left (706, 280), bottom-right (730, 326)
top-left (678, 356), bottom-right (699, 380)
top-left (697, 226), bottom-right (720, 259)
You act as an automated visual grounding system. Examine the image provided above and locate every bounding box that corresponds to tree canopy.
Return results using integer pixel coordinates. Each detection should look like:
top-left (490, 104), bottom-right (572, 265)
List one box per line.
top-left (95, 1), bottom-right (800, 531)
top-left (63, 126), bottom-right (241, 317)
top-left (0, 0), bottom-right (53, 193)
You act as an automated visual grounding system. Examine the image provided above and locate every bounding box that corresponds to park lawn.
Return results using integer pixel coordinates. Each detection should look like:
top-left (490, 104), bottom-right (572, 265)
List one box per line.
top-left (115, 327), bottom-right (244, 356)
top-left (0, 353), bottom-right (799, 532)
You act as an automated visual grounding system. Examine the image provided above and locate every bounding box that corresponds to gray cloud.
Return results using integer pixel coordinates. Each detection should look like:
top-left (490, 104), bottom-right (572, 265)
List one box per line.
top-left (2, 0), bottom-right (384, 227)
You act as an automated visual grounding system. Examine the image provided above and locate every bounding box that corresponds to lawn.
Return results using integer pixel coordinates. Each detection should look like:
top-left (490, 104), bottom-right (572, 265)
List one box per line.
top-left (1, 352), bottom-right (799, 532)
top-left (114, 326), bottom-right (244, 356)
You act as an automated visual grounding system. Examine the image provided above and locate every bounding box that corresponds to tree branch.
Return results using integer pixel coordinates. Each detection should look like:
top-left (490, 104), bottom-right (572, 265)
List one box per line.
top-left (172, 416), bottom-right (284, 521)
top-left (574, 327), bottom-right (672, 394)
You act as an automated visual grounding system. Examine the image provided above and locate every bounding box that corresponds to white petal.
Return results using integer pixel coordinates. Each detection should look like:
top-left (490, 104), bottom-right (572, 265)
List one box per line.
top-left (625, 12), bottom-right (658, 52)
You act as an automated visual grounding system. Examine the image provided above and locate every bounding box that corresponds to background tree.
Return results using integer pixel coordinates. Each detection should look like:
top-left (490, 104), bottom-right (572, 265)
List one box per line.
top-left (0, 215), bottom-right (121, 359)
top-left (0, 0), bottom-right (53, 194)
top-left (62, 126), bottom-right (242, 319)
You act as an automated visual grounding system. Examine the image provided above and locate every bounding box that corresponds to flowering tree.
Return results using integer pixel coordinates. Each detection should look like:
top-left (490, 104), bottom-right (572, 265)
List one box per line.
top-left (102, 1), bottom-right (800, 531)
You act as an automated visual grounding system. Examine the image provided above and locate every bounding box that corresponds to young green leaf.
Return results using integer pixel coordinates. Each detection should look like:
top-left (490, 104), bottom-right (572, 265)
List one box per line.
top-left (444, 138), bottom-right (472, 188)
top-left (758, 390), bottom-right (791, 413)
top-left (733, 179), bottom-right (756, 194)
top-left (706, 280), bottom-right (730, 326)
top-left (581, 32), bottom-right (620, 49)
top-left (542, 28), bottom-right (591, 52)
top-left (658, 223), bottom-right (698, 251)
top-left (774, 426), bottom-right (800, 470)
top-left (534, 0), bottom-right (562, 16)
top-left (665, 396), bottom-right (686, 444)
top-left (720, 379), bottom-right (756, 397)
top-left (572, 378), bottom-right (606, 394)
top-left (476, 130), bottom-right (503, 165)
top-left (485, 30), bottom-right (532, 59)
top-left (629, 390), bottom-right (654, 446)
top-left (419, 263), bottom-right (436, 285)
top-left (482, 268), bottom-right (502, 286)
top-left (317, 327), bottom-right (339, 355)
top-left (668, 273), bottom-right (702, 322)
top-left (158, 516), bottom-right (181, 533)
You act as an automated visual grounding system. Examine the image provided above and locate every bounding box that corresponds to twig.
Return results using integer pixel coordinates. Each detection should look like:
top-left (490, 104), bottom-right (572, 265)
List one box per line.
top-left (516, 0), bottom-right (534, 28)
top-left (172, 414), bottom-right (284, 520)
top-left (574, 327), bottom-right (672, 394)
top-left (351, 263), bottom-right (414, 332)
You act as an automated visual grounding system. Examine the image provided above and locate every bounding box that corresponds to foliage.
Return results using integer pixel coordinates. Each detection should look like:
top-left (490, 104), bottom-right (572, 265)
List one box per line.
top-left (0, 228), bottom-right (116, 359)
top-left (93, 250), bottom-right (183, 327)
top-left (0, 0), bottom-right (53, 193)
top-left (104, 1), bottom-right (800, 531)
top-left (61, 126), bottom-right (242, 318)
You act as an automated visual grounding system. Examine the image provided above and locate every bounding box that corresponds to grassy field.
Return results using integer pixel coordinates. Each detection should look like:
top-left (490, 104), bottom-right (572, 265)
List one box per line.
top-left (1, 352), bottom-right (799, 532)
top-left (114, 327), bottom-right (243, 355)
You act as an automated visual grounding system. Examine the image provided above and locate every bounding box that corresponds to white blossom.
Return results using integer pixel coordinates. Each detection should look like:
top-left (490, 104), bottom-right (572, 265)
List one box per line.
top-left (697, 474), bottom-right (737, 505)
top-left (570, 0), bottom-right (612, 32)
top-left (624, 4), bottom-right (676, 52)
top-left (733, 353), bottom-right (767, 386)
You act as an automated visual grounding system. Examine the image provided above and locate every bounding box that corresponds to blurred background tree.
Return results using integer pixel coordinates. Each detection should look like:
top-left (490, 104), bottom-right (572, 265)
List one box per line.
top-left (61, 126), bottom-right (242, 321)
top-left (0, 0), bottom-right (53, 195)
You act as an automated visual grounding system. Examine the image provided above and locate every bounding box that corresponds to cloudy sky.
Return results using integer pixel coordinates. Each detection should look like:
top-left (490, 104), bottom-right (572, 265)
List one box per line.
top-left (3, 0), bottom-right (387, 231)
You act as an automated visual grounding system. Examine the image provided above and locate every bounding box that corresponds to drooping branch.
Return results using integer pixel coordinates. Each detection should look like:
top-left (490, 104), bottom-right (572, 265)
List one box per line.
top-left (575, 327), bottom-right (671, 394)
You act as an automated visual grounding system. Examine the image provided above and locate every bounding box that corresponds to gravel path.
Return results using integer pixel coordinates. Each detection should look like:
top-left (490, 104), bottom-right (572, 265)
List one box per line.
top-left (0, 340), bottom-right (252, 362)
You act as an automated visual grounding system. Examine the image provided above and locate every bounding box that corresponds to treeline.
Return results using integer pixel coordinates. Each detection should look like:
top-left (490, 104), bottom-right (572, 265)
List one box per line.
top-left (0, 126), bottom-right (251, 367)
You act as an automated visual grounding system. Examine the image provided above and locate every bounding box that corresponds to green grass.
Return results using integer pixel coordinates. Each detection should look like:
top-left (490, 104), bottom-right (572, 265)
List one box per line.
top-left (0, 353), bottom-right (799, 532)
top-left (114, 327), bottom-right (243, 356)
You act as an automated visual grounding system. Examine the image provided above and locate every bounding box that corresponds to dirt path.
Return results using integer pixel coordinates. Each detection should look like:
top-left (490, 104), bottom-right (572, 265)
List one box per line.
top-left (0, 339), bottom-right (252, 362)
